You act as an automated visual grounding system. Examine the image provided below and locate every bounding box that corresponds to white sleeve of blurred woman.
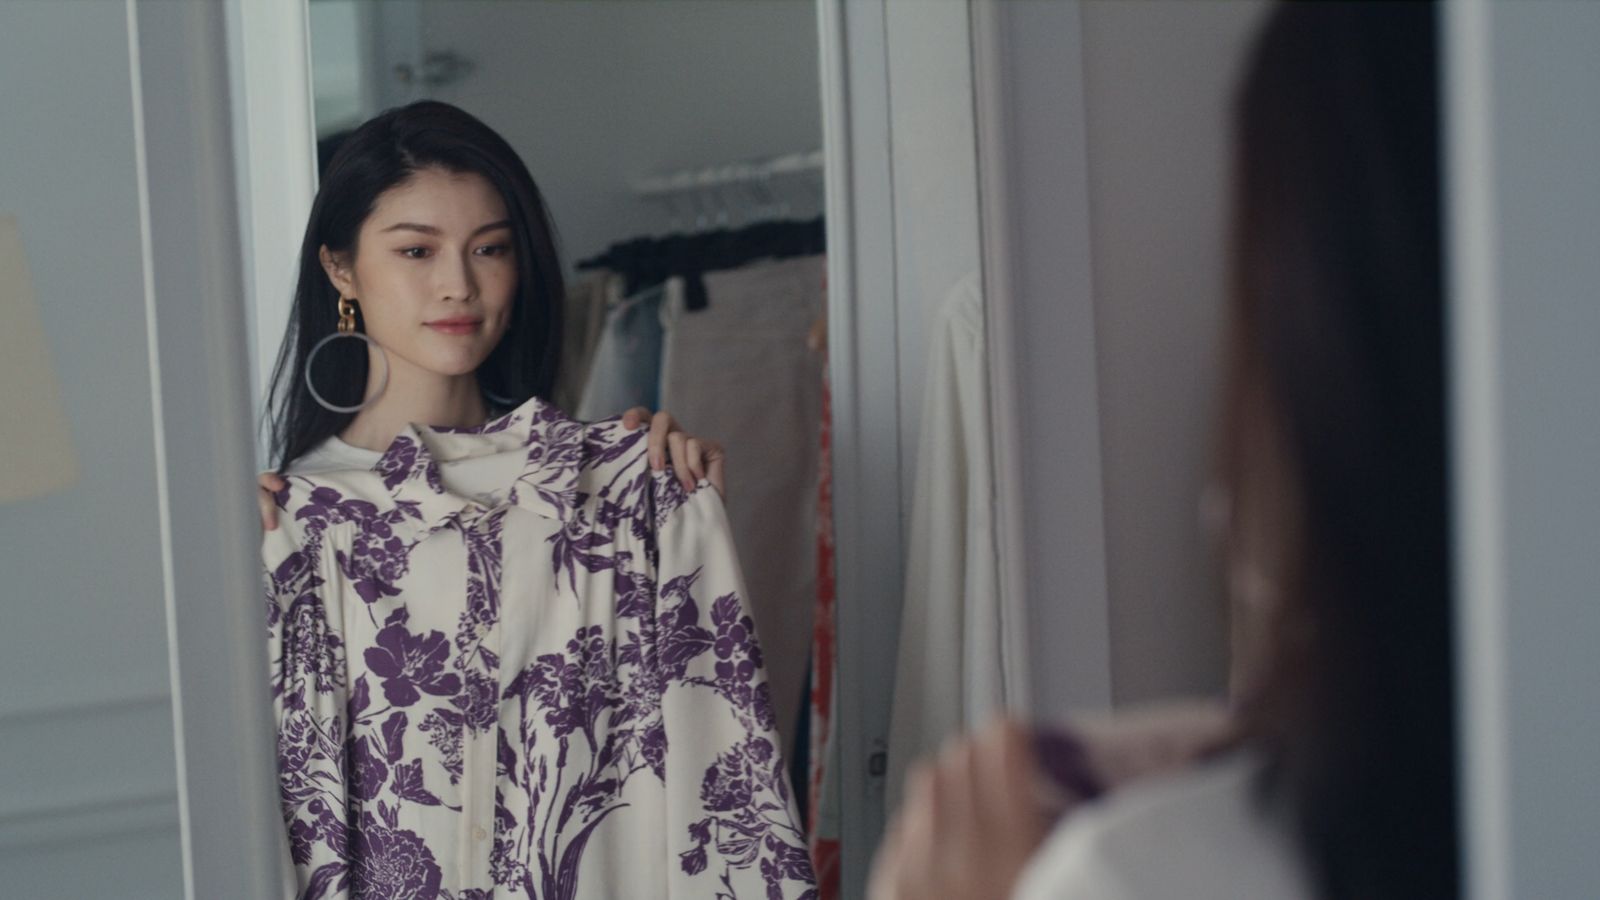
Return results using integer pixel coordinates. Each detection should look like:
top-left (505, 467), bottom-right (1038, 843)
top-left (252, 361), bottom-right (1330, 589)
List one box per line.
top-left (1010, 751), bottom-right (1311, 900)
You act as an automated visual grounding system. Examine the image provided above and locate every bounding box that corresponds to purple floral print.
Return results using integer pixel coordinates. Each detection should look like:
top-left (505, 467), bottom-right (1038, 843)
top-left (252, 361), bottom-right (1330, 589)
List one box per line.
top-left (264, 396), bottom-right (814, 899)
top-left (348, 812), bottom-right (443, 900)
top-left (365, 610), bottom-right (463, 708)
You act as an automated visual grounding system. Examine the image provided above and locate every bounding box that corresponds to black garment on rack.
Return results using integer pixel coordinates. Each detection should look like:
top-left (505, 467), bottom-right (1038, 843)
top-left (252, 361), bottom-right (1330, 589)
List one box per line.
top-left (791, 655), bottom-right (812, 831)
top-left (576, 216), bottom-right (825, 311)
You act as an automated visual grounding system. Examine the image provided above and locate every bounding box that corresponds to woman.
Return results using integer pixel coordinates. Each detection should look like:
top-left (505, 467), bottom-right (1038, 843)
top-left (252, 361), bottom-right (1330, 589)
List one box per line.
top-left (870, 3), bottom-right (1456, 899)
top-left (255, 111), bottom-right (720, 520)
top-left (260, 100), bottom-right (814, 898)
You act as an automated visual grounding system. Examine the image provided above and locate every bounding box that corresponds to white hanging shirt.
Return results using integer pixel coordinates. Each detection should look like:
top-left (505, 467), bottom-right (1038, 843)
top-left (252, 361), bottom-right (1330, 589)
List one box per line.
top-left (1010, 752), bottom-right (1312, 900)
top-left (885, 270), bottom-right (1009, 815)
top-left (264, 396), bottom-right (815, 899)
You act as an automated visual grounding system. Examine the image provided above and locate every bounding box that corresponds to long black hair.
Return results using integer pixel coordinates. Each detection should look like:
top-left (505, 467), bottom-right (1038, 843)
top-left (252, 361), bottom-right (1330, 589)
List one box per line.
top-left (263, 100), bottom-right (565, 473)
top-left (1222, 2), bottom-right (1458, 897)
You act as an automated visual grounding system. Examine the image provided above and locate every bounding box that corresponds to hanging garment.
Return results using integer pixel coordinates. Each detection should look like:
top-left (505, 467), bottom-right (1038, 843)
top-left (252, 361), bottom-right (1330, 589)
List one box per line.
top-left (807, 368), bottom-right (841, 900)
top-left (884, 270), bottom-right (1009, 816)
top-left (264, 396), bottom-right (816, 900)
top-left (551, 271), bottom-right (620, 417)
top-left (575, 279), bottom-right (675, 422)
top-left (658, 254), bottom-right (827, 762)
top-left (576, 217), bottom-right (825, 313)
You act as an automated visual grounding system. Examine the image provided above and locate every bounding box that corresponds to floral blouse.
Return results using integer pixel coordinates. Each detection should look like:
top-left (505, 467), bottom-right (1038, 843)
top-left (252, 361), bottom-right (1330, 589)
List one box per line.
top-left (263, 396), bottom-right (816, 899)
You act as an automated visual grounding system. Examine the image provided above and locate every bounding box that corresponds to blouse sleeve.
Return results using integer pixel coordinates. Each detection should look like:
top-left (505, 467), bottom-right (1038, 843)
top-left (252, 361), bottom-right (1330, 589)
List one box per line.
top-left (650, 472), bottom-right (818, 899)
top-left (1007, 813), bottom-right (1138, 900)
top-left (263, 498), bottom-right (352, 899)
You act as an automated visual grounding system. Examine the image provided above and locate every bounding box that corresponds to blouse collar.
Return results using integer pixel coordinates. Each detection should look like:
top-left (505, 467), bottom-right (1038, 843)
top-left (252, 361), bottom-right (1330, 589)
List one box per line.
top-left (371, 394), bottom-right (586, 534)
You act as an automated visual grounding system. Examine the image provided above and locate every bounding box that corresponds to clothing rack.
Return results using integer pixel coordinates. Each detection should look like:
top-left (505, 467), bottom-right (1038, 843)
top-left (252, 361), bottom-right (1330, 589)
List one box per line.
top-left (632, 149), bottom-right (825, 230)
top-left (630, 149), bottom-right (824, 197)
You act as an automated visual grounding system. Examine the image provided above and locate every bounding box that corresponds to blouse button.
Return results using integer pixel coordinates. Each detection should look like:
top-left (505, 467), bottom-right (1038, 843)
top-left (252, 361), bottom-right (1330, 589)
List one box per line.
top-left (472, 825), bottom-right (489, 842)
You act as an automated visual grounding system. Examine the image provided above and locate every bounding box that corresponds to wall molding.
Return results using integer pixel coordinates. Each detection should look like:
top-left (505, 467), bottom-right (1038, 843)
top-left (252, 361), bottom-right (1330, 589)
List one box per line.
top-left (0, 689), bottom-right (170, 725)
top-left (0, 687), bottom-right (180, 853)
top-left (139, 0), bottom-right (291, 895)
top-left (0, 788), bottom-right (180, 853)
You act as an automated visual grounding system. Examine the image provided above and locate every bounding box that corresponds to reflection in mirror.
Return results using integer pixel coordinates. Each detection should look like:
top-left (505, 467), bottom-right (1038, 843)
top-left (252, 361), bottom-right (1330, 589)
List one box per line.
top-left (260, 0), bottom-right (833, 896)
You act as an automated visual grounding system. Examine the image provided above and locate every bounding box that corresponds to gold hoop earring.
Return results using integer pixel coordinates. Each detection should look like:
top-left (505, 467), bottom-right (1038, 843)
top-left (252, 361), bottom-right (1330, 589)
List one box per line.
top-left (304, 295), bottom-right (390, 414)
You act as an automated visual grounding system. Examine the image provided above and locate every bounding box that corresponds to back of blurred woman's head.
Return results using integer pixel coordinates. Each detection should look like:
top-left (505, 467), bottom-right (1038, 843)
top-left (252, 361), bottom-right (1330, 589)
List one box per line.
top-left (1219, 2), bottom-right (1456, 897)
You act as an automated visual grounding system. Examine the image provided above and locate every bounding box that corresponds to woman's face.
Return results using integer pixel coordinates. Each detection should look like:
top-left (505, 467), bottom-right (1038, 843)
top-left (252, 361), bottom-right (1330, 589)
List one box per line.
top-left (320, 167), bottom-right (517, 380)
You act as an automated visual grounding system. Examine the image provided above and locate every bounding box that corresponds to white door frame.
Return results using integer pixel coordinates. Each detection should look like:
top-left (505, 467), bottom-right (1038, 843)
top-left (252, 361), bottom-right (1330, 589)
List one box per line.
top-left (815, 1), bottom-right (901, 895)
top-left (133, 0), bottom-right (291, 895)
top-left (223, 0), bottom-right (318, 470)
top-left (1444, 0), bottom-right (1600, 896)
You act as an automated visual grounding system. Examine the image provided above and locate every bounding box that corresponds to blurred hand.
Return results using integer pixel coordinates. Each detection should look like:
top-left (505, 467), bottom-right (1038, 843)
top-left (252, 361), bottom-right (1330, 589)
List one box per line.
top-left (621, 406), bottom-right (727, 499)
top-left (868, 717), bottom-right (1052, 900)
top-left (257, 407), bottom-right (726, 532)
top-left (1071, 699), bottom-right (1236, 789)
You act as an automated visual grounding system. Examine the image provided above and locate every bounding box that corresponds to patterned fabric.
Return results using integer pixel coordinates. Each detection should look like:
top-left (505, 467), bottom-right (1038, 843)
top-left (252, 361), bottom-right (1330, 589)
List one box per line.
top-left (807, 370), bottom-right (841, 900)
top-left (263, 396), bottom-right (816, 899)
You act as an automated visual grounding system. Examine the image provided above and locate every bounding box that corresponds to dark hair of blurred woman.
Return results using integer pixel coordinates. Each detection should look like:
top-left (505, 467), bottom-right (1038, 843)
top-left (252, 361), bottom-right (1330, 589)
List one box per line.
top-left (1219, 2), bottom-right (1458, 897)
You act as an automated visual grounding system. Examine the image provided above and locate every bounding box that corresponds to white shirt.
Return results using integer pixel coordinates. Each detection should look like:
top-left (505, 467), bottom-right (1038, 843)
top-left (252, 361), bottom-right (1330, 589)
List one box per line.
top-left (264, 396), bottom-right (815, 899)
top-left (886, 270), bottom-right (1009, 815)
top-left (1011, 753), bottom-right (1312, 900)
top-left (285, 433), bottom-right (383, 476)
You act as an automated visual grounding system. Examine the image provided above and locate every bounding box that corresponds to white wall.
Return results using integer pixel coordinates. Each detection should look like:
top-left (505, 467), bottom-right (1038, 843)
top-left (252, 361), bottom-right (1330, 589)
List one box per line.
top-left (411, 0), bottom-right (823, 274)
top-left (987, 0), bottom-right (1268, 717)
top-left (884, 0), bottom-right (984, 512)
top-left (1447, 2), bottom-right (1600, 896)
top-left (1078, 0), bottom-right (1268, 705)
top-left (975, 0), bottom-right (1113, 724)
top-left (0, 1), bottom-right (183, 894)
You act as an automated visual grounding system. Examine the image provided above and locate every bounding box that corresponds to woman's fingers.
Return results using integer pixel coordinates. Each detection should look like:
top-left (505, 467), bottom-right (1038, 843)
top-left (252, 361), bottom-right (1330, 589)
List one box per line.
top-left (896, 762), bottom-right (939, 893)
top-left (703, 440), bottom-right (726, 499)
top-left (620, 408), bottom-right (727, 498)
top-left (669, 434), bottom-right (728, 499)
top-left (648, 410), bottom-right (678, 471)
top-left (934, 738), bottom-right (979, 855)
top-left (686, 438), bottom-right (705, 480)
top-left (667, 431), bottom-right (694, 492)
top-left (258, 471), bottom-right (286, 531)
top-left (621, 407), bottom-right (674, 471)
top-left (621, 406), bottom-right (651, 431)
top-left (867, 810), bottom-right (908, 900)
top-left (982, 718), bottom-right (1042, 832)
top-left (868, 723), bottom-right (1053, 900)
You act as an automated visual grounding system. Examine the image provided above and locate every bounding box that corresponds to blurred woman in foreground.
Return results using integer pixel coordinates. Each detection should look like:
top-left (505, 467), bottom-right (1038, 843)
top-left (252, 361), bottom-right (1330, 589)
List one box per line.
top-left (870, 3), bottom-right (1457, 898)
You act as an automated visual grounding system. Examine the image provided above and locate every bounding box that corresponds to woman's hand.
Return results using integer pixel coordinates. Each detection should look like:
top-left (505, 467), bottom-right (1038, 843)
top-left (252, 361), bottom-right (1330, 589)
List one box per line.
top-left (621, 406), bottom-right (726, 499)
top-left (257, 407), bottom-right (726, 531)
top-left (868, 717), bottom-right (1053, 900)
top-left (259, 471), bottom-right (288, 531)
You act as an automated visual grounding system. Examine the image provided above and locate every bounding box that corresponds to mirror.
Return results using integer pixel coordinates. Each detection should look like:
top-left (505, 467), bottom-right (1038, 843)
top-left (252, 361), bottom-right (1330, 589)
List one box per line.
top-left (273, 0), bottom-right (839, 896)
